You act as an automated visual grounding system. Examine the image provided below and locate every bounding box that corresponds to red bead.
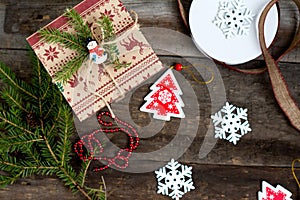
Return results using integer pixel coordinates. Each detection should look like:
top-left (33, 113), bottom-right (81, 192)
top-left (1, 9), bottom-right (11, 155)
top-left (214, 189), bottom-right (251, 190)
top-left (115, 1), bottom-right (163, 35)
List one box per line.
top-left (74, 111), bottom-right (140, 172)
top-left (174, 63), bottom-right (183, 71)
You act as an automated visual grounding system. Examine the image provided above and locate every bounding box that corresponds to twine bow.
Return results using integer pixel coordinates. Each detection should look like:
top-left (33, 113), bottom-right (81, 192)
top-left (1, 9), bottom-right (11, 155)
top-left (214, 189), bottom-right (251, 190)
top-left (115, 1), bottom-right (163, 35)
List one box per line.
top-left (178, 0), bottom-right (300, 132)
top-left (84, 11), bottom-right (139, 118)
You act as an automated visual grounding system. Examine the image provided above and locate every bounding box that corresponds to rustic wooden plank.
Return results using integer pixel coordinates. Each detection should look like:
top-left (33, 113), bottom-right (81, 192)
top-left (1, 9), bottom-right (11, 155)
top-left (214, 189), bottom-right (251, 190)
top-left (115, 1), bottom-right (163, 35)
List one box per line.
top-left (1, 49), bottom-right (299, 168)
top-left (1, 0), bottom-right (300, 63)
top-left (0, 49), bottom-right (32, 81)
top-left (1, 165), bottom-right (299, 199)
top-left (0, 176), bottom-right (81, 200)
top-left (0, 0), bottom-right (300, 199)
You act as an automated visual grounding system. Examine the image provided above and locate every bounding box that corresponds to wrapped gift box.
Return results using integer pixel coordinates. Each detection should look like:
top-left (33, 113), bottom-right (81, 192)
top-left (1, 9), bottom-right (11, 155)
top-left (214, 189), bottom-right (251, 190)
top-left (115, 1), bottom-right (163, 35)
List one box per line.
top-left (27, 0), bottom-right (163, 121)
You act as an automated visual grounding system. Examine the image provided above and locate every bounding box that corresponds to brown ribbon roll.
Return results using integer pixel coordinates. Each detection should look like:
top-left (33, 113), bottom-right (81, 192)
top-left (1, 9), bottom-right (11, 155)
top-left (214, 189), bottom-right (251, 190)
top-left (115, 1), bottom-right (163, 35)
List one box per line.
top-left (178, 0), bottom-right (300, 131)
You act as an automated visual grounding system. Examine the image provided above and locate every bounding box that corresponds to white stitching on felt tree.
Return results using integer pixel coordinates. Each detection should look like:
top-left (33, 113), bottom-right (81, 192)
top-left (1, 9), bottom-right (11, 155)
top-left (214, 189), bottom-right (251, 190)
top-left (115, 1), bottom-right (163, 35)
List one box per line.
top-left (211, 102), bottom-right (251, 145)
top-left (155, 159), bottom-right (195, 199)
top-left (213, 0), bottom-right (254, 38)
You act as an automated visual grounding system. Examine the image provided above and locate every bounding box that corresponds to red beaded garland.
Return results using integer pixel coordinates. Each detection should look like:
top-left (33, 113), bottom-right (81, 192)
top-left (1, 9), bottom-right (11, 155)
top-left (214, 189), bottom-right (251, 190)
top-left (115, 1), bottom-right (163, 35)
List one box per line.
top-left (74, 111), bottom-right (139, 171)
top-left (174, 63), bottom-right (183, 71)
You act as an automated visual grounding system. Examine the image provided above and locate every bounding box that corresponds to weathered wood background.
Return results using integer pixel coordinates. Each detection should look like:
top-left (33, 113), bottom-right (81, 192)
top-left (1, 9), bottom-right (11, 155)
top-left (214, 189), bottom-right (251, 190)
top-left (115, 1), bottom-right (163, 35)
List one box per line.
top-left (0, 0), bottom-right (300, 199)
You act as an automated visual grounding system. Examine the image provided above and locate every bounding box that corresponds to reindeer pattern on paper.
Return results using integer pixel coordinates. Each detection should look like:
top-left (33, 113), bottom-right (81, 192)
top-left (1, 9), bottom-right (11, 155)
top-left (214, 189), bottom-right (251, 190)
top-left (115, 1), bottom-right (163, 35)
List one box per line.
top-left (120, 33), bottom-right (150, 55)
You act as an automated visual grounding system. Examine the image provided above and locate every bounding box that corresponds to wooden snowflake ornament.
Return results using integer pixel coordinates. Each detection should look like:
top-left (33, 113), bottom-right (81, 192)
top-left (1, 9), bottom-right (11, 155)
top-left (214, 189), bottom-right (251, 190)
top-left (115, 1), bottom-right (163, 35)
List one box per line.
top-left (213, 0), bottom-right (254, 38)
top-left (140, 69), bottom-right (185, 121)
top-left (258, 181), bottom-right (292, 200)
top-left (211, 102), bottom-right (251, 145)
top-left (155, 159), bottom-right (195, 200)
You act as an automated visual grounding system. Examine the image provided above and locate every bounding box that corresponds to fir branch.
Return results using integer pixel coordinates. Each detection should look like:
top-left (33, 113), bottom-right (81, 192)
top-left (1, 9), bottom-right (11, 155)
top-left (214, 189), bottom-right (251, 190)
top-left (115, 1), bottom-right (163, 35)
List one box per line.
top-left (0, 54), bottom-right (106, 199)
top-left (112, 59), bottom-right (131, 70)
top-left (53, 54), bottom-right (88, 83)
top-left (43, 99), bottom-right (56, 119)
top-left (55, 104), bottom-right (74, 166)
top-left (0, 161), bottom-right (58, 170)
top-left (64, 9), bottom-right (92, 39)
top-left (0, 62), bottom-right (37, 100)
top-left (81, 159), bottom-right (92, 188)
top-left (1, 88), bottom-right (29, 113)
top-left (0, 138), bottom-right (43, 149)
top-left (98, 15), bottom-right (115, 41)
top-left (30, 51), bottom-right (51, 100)
top-left (38, 28), bottom-right (87, 53)
top-left (0, 112), bottom-right (35, 136)
top-left (42, 93), bottom-right (63, 138)
top-left (0, 170), bottom-right (23, 186)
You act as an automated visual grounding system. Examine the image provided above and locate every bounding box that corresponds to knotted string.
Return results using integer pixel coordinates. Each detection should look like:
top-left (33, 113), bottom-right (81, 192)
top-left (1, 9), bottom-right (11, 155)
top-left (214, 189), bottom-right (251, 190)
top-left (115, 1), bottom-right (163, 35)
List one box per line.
top-left (84, 11), bottom-right (139, 118)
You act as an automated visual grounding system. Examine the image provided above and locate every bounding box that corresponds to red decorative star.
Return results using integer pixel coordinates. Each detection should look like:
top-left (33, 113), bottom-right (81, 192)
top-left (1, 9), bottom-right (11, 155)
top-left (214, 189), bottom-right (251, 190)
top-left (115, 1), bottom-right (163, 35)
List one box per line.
top-left (43, 46), bottom-right (59, 62)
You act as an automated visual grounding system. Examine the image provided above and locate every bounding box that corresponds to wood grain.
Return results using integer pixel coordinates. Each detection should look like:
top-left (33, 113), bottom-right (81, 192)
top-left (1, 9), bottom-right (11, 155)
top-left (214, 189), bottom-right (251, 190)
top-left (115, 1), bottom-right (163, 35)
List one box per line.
top-left (0, 0), bottom-right (300, 199)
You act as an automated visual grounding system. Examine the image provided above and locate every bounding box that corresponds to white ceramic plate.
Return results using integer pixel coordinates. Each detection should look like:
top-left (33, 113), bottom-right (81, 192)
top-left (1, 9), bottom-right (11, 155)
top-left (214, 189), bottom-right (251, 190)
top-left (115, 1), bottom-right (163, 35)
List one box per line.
top-left (189, 0), bottom-right (279, 65)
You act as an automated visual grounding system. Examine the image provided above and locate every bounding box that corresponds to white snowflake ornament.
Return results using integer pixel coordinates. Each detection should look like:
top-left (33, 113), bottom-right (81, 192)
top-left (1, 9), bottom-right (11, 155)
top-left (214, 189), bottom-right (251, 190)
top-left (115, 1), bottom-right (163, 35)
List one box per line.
top-left (213, 0), bottom-right (254, 39)
top-left (155, 159), bottom-right (195, 200)
top-left (211, 102), bottom-right (251, 145)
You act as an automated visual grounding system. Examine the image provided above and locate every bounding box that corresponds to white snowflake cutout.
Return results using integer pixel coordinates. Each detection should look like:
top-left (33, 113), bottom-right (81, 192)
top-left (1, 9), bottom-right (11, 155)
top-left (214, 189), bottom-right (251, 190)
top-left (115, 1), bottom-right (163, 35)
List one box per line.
top-left (211, 102), bottom-right (251, 145)
top-left (155, 159), bottom-right (195, 199)
top-left (213, 0), bottom-right (254, 39)
top-left (258, 181), bottom-right (293, 200)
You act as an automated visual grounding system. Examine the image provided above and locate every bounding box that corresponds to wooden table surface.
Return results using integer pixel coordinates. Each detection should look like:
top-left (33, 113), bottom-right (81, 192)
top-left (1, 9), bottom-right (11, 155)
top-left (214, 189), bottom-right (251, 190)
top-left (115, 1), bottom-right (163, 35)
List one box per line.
top-left (0, 0), bottom-right (300, 199)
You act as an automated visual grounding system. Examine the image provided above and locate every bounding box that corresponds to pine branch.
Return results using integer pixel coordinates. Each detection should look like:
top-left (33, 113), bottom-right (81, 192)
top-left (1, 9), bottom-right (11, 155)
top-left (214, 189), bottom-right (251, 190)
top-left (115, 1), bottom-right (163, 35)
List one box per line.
top-left (76, 153), bottom-right (93, 188)
top-left (30, 48), bottom-right (52, 100)
top-left (98, 15), bottom-right (115, 41)
top-left (55, 104), bottom-right (74, 166)
top-left (0, 53), bottom-right (106, 199)
top-left (0, 170), bottom-right (23, 187)
top-left (0, 62), bottom-right (37, 100)
top-left (1, 88), bottom-right (29, 113)
top-left (64, 9), bottom-right (92, 39)
top-left (53, 54), bottom-right (88, 83)
top-left (38, 28), bottom-right (87, 53)
top-left (0, 111), bottom-right (35, 136)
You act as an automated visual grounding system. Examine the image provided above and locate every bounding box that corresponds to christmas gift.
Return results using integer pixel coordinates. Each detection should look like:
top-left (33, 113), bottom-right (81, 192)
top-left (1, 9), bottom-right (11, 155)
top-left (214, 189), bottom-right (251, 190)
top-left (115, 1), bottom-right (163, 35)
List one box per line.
top-left (27, 0), bottom-right (163, 121)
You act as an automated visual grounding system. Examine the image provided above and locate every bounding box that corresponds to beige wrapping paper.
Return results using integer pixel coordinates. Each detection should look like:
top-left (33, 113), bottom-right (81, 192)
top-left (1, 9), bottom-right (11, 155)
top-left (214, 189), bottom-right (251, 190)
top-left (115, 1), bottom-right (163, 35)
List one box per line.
top-left (27, 0), bottom-right (163, 121)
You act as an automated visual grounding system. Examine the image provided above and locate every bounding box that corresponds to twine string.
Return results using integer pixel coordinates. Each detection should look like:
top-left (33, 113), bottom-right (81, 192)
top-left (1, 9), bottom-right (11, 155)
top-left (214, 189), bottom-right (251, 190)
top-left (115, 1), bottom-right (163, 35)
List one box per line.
top-left (292, 159), bottom-right (300, 188)
top-left (86, 59), bottom-right (116, 118)
top-left (85, 11), bottom-right (139, 118)
top-left (170, 65), bottom-right (215, 85)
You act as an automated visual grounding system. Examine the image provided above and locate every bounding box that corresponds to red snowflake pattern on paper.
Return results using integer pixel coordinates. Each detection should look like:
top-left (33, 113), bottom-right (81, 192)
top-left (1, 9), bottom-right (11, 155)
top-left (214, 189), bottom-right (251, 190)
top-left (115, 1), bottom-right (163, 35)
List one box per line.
top-left (258, 181), bottom-right (292, 200)
top-left (103, 9), bottom-right (115, 21)
top-left (117, 2), bottom-right (126, 12)
top-left (100, 0), bottom-right (110, 6)
top-left (43, 46), bottom-right (59, 62)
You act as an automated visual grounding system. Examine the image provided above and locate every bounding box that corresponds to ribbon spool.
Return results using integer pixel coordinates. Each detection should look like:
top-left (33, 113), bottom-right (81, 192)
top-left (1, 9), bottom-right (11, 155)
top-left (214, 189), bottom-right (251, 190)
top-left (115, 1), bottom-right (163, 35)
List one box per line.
top-left (178, 0), bottom-right (300, 131)
top-left (189, 0), bottom-right (279, 65)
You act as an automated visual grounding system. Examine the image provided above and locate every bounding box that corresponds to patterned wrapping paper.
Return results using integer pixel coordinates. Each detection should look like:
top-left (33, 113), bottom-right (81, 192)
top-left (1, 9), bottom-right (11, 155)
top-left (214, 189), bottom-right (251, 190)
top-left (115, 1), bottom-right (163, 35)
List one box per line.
top-left (27, 0), bottom-right (163, 121)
